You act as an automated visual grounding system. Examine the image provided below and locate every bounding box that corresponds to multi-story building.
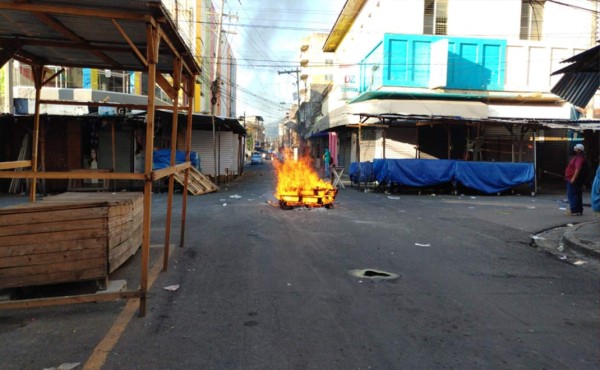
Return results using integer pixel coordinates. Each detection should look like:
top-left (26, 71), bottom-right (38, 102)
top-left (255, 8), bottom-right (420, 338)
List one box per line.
top-left (306, 0), bottom-right (599, 185)
top-left (0, 0), bottom-right (243, 193)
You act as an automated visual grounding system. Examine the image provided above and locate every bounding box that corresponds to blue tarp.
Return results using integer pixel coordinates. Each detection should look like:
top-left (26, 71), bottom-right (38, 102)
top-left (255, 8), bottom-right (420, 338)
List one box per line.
top-left (375, 159), bottom-right (455, 187)
top-left (454, 161), bottom-right (534, 193)
top-left (352, 159), bottom-right (535, 194)
top-left (153, 149), bottom-right (199, 170)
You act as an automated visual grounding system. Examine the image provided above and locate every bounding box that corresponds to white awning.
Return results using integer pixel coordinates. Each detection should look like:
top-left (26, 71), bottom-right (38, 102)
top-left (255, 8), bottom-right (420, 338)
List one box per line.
top-left (314, 99), bottom-right (489, 134)
top-left (350, 99), bottom-right (489, 119)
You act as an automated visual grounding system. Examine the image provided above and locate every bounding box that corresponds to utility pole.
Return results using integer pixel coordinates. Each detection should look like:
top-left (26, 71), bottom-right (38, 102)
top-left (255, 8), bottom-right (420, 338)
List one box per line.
top-left (210, 0), bottom-right (238, 184)
top-left (278, 68), bottom-right (301, 147)
top-left (210, 0), bottom-right (225, 183)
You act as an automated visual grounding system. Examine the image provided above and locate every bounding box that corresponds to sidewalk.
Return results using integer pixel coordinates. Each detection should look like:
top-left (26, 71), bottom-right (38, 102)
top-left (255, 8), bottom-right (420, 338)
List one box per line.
top-left (562, 220), bottom-right (600, 259)
top-left (532, 208), bottom-right (600, 267)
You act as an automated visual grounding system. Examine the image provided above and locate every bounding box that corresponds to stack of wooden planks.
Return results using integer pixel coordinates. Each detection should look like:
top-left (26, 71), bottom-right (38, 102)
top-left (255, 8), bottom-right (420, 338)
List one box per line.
top-left (173, 166), bottom-right (219, 195)
top-left (0, 192), bottom-right (143, 290)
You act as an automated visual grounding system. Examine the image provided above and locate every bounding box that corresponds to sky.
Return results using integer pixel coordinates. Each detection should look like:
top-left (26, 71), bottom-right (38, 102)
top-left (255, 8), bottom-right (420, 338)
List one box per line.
top-left (221, 0), bottom-right (347, 132)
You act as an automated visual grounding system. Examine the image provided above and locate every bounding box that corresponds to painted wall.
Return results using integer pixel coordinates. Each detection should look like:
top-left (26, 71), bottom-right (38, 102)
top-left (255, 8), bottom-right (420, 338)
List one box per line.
top-left (321, 0), bottom-right (597, 116)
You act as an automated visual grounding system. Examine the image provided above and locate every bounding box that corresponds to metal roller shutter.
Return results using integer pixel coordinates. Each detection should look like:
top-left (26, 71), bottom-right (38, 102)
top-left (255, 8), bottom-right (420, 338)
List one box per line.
top-left (191, 130), bottom-right (216, 176)
top-left (218, 131), bottom-right (235, 176)
top-left (478, 126), bottom-right (535, 163)
top-left (360, 128), bottom-right (379, 161)
top-left (382, 126), bottom-right (419, 159)
top-left (98, 128), bottom-right (132, 190)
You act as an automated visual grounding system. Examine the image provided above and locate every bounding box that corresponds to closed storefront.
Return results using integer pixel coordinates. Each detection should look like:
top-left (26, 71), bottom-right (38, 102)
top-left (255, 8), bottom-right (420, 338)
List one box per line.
top-left (98, 126), bottom-right (133, 190)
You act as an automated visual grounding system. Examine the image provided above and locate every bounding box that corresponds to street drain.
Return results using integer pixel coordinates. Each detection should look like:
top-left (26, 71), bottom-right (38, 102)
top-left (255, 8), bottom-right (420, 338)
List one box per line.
top-left (349, 269), bottom-right (399, 280)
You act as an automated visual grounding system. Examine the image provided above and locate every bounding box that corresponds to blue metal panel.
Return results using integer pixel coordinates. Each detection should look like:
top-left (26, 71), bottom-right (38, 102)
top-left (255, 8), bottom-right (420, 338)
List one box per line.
top-left (413, 41), bottom-right (431, 85)
top-left (388, 39), bottom-right (408, 82)
top-left (360, 41), bottom-right (384, 92)
top-left (447, 38), bottom-right (505, 90)
top-left (82, 68), bottom-right (91, 89)
top-left (382, 34), bottom-right (435, 88)
top-left (448, 41), bottom-right (481, 89)
top-left (362, 34), bottom-right (506, 91)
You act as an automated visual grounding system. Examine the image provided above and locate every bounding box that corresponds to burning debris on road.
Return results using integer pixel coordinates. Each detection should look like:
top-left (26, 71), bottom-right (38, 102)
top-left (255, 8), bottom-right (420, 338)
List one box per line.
top-left (273, 150), bottom-right (337, 209)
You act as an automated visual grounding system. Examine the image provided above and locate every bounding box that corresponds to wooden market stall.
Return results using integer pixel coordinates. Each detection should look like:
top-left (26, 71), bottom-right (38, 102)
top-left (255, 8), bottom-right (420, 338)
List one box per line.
top-left (0, 0), bottom-right (201, 316)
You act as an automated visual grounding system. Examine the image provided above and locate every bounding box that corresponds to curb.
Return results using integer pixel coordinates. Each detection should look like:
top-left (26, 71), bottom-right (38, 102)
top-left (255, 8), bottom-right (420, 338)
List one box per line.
top-left (562, 221), bottom-right (600, 260)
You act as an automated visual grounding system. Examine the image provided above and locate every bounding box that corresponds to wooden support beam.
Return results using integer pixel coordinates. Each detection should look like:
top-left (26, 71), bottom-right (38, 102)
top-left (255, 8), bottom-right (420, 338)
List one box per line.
top-left (0, 170), bottom-right (146, 180)
top-left (180, 76), bottom-right (195, 248)
top-left (139, 22), bottom-right (161, 318)
top-left (29, 65), bottom-right (43, 202)
top-left (0, 37), bottom-right (133, 53)
top-left (0, 3), bottom-right (148, 21)
top-left (151, 162), bottom-right (190, 182)
top-left (163, 57), bottom-right (182, 271)
top-left (0, 43), bottom-right (21, 69)
top-left (42, 67), bottom-right (65, 86)
top-left (156, 73), bottom-right (177, 101)
top-left (0, 160), bottom-right (31, 170)
top-left (0, 290), bottom-right (142, 310)
top-left (112, 18), bottom-right (148, 67)
top-left (38, 99), bottom-right (188, 111)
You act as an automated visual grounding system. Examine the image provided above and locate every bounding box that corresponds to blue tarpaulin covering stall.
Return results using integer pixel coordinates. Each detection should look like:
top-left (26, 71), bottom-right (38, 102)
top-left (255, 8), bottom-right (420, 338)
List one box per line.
top-left (374, 159), bottom-right (456, 187)
top-left (153, 149), bottom-right (199, 170)
top-left (350, 159), bottom-right (535, 194)
top-left (454, 161), bottom-right (534, 193)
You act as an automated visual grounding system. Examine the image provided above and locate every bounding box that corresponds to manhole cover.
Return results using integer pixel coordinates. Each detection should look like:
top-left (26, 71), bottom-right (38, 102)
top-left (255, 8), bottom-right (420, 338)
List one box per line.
top-left (349, 269), bottom-right (399, 280)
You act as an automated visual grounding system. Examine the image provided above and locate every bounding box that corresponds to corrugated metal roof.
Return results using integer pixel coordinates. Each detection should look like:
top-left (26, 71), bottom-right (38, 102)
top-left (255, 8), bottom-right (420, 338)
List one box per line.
top-left (155, 110), bottom-right (247, 136)
top-left (550, 44), bottom-right (600, 108)
top-left (551, 72), bottom-right (600, 109)
top-left (0, 0), bottom-right (200, 76)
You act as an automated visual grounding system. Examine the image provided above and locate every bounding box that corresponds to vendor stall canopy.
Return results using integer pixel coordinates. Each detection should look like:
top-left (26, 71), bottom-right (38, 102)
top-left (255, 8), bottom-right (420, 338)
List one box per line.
top-left (0, 0), bottom-right (201, 77)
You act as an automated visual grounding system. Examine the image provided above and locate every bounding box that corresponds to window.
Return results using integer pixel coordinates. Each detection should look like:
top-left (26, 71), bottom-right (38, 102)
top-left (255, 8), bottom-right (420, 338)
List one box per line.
top-left (520, 0), bottom-right (545, 41)
top-left (423, 0), bottom-right (448, 35)
top-left (98, 70), bottom-right (131, 94)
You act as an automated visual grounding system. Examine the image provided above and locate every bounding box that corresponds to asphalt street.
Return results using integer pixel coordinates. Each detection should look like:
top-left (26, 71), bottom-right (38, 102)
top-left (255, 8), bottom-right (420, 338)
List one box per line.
top-left (0, 160), bottom-right (598, 370)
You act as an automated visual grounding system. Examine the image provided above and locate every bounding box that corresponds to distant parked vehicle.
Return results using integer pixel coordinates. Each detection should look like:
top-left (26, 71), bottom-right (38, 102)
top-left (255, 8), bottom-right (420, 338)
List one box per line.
top-left (250, 152), bottom-right (264, 165)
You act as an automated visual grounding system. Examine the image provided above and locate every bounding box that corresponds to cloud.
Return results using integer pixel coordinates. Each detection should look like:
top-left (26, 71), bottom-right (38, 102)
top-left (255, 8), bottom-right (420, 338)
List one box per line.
top-left (226, 0), bottom-right (344, 122)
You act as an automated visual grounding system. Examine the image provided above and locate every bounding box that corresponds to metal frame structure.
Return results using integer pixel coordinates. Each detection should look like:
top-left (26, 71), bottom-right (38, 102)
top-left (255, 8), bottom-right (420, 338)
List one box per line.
top-left (0, 0), bottom-right (201, 317)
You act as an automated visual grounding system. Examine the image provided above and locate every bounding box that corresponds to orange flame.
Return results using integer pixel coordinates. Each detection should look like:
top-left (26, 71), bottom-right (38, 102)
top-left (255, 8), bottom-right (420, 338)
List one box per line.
top-left (274, 149), bottom-right (336, 207)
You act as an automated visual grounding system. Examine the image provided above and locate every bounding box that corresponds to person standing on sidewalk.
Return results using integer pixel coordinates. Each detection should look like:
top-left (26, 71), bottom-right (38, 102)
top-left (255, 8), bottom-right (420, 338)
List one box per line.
top-left (592, 162), bottom-right (600, 217)
top-left (564, 143), bottom-right (586, 216)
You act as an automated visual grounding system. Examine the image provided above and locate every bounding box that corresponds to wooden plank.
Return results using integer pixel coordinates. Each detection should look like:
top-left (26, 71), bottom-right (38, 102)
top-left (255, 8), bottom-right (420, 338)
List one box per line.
top-left (0, 217), bottom-right (107, 237)
top-left (0, 170), bottom-right (145, 181)
top-left (0, 267), bottom-right (107, 289)
top-left (107, 222), bottom-right (142, 253)
top-left (0, 227), bottom-right (108, 247)
top-left (0, 258), bottom-right (105, 279)
top-left (0, 160), bottom-right (31, 170)
top-left (0, 247), bottom-right (106, 269)
top-left (107, 221), bottom-right (135, 248)
top-left (0, 238), bottom-right (104, 258)
top-left (172, 167), bottom-right (219, 195)
top-left (0, 191), bottom-right (143, 290)
top-left (108, 233), bottom-right (142, 273)
top-left (0, 290), bottom-right (142, 310)
top-left (0, 206), bottom-right (108, 227)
